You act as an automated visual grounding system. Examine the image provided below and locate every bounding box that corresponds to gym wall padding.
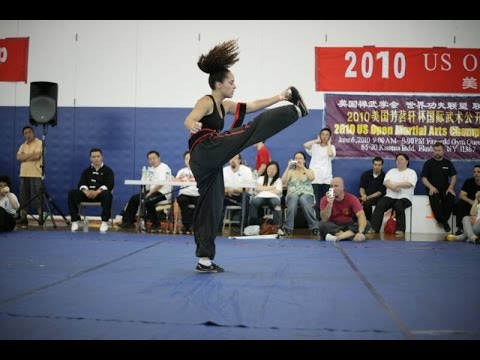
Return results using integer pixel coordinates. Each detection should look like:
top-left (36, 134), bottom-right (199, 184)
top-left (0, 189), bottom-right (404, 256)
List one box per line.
top-left (0, 107), bottom-right (16, 181)
top-left (0, 106), bottom-right (476, 217)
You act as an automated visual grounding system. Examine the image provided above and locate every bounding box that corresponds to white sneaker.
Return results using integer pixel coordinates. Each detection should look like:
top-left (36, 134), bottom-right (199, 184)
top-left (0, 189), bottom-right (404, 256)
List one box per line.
top-left (325, 233), bottom-right (337, 242)
top-left (467, 235), bottom-right (478, 243)
top-left (71, 221), bottom-right (79, 232)
top-left (100, 221), bottom-right (109, 233)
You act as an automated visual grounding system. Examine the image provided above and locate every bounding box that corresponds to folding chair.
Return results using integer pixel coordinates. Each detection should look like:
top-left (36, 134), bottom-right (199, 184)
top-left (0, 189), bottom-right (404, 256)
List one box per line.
top-left (78, 202), bottom-right (113, 232)
top-left (222, 205), bottom-right (242, 233)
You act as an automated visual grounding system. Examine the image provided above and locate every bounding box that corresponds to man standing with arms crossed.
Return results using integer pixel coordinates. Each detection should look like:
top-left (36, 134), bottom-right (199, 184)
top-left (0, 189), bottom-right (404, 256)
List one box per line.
top-left (16, 126), bottom-right (42, 226)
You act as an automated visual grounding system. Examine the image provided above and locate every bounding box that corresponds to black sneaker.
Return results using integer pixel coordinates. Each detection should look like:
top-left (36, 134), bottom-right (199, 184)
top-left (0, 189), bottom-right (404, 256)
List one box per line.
top-left (311, 228), bottom-right (321, 239)
top-left (443, 222), bottom-right (451, 233)
top-left (287, 86), bottom-right (309, 117)
top-left (195, 262), bottom-right (225, 273)
top-left (149, 224), bottom-right (161, 233)
top-left (281, 227), bottom-right (293, 238)
top-left (455, 228), bottom-right (463, 235)
top-left (17, 218), bottom-right (28, 225)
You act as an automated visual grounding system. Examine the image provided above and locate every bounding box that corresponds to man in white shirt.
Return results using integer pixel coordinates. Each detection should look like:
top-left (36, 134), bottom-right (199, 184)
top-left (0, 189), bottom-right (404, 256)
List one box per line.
top-left (222, 153), bottom-right (253, 226)
top-left (121, 151), bottom-right (172, 232)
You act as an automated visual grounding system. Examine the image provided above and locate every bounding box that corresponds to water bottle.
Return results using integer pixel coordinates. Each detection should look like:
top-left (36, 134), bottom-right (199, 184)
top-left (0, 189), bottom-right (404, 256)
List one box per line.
top-left (83, 217), bottom-right (89, 232)
top-left (141, 166), bottom-right (147, 181)
top-left (147, 167), bottom-right (154, 181)
top-left (253, 170), bottom-right (259, 181)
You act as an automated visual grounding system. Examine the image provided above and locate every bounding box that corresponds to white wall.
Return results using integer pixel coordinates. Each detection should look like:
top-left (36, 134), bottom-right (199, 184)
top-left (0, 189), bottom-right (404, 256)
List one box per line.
top-left (375, 195), bottom-right (455, 238)
top-left (1, 20), bottom-right (479, 108)
top-left (411, 195), bottom-right (456, 236)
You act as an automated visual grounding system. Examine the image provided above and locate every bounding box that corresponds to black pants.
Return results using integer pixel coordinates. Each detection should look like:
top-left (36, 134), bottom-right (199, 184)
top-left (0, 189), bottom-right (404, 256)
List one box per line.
top-left (189, 105), bottom-right (299, 259)
top-left (0, 208), bottom-right (16, 232)
top-left (122, 191), bottom-right (167, 226)
top-left (312, 183), bottom-right (330, 213)
top-left (318, 220), bottom-right (371, 240)
top-left (362, 196), bottom-right (382, 221)
top-left (370, 197), bottom-right (411, 232)
top-left (68, 189), bottom-right (113, 222)
top-left (429, 192), bottom-right (455, 224)
top-left (177, 194), bottom-right (198, 231)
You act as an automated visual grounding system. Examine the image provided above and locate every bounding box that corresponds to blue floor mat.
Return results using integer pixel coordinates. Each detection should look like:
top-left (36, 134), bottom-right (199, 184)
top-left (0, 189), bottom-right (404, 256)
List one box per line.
top-left (0, 231), bottom-right (479, 339)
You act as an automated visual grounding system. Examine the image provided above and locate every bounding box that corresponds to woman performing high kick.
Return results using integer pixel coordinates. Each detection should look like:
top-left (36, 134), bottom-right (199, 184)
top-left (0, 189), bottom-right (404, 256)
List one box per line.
top-left (185, 39), bottom-right (309, 273)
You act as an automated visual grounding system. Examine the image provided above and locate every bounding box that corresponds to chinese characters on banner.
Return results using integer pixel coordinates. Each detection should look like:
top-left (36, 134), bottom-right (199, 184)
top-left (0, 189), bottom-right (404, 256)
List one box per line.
top-left (316, 47), bottom-right (480, 94)
top-left (0, 37), bottom-right (29, 82)
top-left (325, 94), bottom-right (480, 160)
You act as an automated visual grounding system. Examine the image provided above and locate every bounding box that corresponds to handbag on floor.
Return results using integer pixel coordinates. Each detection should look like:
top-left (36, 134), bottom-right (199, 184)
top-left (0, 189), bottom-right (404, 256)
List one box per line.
top-left (260, 219), bottom-right (279, 235)
top-left (384, 212), bottom-right (397, 234)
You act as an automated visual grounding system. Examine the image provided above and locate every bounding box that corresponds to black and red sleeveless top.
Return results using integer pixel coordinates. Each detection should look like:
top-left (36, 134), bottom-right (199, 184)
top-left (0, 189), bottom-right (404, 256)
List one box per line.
top-left (188, 95), bottom-right (225, 151)
top-left (188, 95), bottom-right (247, 152)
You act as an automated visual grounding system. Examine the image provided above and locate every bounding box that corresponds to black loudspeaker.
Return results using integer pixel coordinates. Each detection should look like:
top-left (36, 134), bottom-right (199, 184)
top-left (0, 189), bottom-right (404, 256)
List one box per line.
top-left (30, 81), bottom-right (58, 127)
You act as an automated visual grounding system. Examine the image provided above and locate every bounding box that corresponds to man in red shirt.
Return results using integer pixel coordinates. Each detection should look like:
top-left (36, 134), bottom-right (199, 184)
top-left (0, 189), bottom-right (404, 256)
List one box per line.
top-left (255, 141), bottom-right (271, 176)
top-left (319, 177), bottom-right (369, 242)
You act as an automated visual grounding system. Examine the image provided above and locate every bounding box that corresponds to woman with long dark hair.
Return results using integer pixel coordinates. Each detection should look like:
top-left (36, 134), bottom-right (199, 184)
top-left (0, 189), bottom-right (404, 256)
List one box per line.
top-left (248, 161), bottom-right (283, 227)
top-left (185, 40), bottom-right (308, 273)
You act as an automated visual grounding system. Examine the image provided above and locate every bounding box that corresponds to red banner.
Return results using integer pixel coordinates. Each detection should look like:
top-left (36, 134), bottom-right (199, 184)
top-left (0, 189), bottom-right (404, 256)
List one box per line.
top-left (325, 94), bottom-right (480, 160)
top-left (316, 47), bottom-right (480, 94)
top-left (0, 37), bottom-right (29, 82)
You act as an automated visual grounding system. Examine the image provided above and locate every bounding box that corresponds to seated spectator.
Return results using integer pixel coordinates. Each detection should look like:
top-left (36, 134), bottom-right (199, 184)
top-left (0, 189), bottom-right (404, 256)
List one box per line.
top-left (454, 164), bottom-right (480, 234)
top-left (421, 142), bottom-right (457, 233)
top-left (369, 153), bottom-right (417, 236)
top-left (0, 175), bottom-right (19, 232)
top-left (319, 177), bottom-right (369, 242)
top-left (68, 148), bottom-right (114, 233)
top-left (222, 153), bottom-right (253, 224)
top-left (448, 191), bottom-right (480, 243)
top-left (359, 157), bottom-right (386, 221)
top-left (281, 151), bottom-right (319, 238)
top-left (176, 151), bottom-right (199, 234)
top-left (121, 151), bottom-right (172, 233)
top-left (248, 161), bottom-right (282, 226)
